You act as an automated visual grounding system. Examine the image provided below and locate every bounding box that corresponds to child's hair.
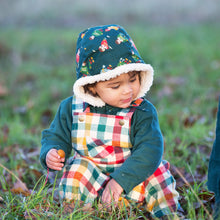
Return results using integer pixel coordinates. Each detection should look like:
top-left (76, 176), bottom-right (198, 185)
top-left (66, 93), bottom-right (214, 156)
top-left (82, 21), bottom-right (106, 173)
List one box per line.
top-left (83, 82), bottom-right (98, 97)
top-left (83, 71), bottom-right (141, 97)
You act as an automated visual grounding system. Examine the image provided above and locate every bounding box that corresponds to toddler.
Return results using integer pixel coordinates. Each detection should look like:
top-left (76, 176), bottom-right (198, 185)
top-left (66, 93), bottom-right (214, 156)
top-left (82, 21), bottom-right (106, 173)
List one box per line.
top-left (40, 24), bottom-right (179, 218)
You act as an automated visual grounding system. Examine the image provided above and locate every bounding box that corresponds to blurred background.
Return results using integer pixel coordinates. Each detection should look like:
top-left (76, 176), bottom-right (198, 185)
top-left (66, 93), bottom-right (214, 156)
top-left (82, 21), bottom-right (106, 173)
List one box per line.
top-left (0, 1), bottom-right (220, 217)
top-left (0, 0), bottom-right (220, 28)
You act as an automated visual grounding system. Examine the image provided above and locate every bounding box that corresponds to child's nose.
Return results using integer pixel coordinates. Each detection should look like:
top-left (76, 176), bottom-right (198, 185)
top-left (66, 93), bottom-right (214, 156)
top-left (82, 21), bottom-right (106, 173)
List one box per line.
top-left (122, 84), bottom-right (132, 94)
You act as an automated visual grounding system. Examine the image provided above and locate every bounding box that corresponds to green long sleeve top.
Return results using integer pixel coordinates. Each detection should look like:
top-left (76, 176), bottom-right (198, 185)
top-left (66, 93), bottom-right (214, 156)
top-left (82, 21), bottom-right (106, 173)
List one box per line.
top-left (40, 96), bottom-right (163, 194)
top-left (208, 97), bottom-right (220, 205)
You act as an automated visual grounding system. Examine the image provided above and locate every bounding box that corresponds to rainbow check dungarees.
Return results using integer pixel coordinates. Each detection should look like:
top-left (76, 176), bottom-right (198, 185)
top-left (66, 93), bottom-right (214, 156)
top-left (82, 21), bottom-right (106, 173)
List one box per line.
top-left (59, 96), bottom-right (179, 217)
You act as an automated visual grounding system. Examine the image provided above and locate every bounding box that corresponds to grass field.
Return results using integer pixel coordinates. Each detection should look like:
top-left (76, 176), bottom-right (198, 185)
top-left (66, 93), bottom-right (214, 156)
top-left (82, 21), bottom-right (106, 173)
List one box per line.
top-left (0, 24), bottom-right (219, 219)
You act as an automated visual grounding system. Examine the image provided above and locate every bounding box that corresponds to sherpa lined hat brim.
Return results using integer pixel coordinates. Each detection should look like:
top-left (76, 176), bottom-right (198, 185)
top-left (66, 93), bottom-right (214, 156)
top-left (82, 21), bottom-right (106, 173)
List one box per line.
top-left (73, 63), bottom-right (153, 107)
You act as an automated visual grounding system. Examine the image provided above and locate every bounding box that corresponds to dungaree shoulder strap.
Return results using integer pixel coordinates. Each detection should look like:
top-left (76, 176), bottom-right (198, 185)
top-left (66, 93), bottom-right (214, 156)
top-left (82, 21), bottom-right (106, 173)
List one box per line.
top-left (72, 95), bottom-right (85, 113)
top-left (117, 98), bottom-right (144, 117)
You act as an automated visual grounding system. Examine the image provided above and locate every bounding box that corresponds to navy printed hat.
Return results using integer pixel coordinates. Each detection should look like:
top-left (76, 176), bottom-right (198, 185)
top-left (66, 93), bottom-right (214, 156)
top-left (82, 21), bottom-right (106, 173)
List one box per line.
top-left (73, 24), bottom-right (154, 107)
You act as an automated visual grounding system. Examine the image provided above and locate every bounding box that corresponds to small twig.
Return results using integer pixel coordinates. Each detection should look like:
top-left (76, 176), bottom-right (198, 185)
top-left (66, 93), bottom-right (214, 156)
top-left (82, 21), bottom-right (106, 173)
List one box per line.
top-left (173, 166), bottom-right (213, 220)
top-left (0, 162), bottom-right (23, 183)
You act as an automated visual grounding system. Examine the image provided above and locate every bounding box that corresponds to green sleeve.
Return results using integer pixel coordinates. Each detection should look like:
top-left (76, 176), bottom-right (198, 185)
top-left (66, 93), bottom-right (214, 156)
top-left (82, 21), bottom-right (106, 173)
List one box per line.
top-left (110, 100), bottom-right (163, 193)
top-left (40, 97), bottom-right (73, 171)
top-left (208, 97), bottom-right (220, 204)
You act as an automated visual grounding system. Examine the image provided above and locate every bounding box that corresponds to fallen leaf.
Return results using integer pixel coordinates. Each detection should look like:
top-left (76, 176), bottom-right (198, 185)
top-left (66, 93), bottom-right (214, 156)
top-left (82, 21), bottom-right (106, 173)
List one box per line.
top-left (198, 190), bottom-right (215, 202)
top-left (30, 169), bottom-right (43, 180)
top-left (0, 83), bottom-right (8, 97)
top-left (62, 201), bottom-right (76, 215)
top-left (192, 190), bottom-right (215, 215)
top-left (184, 116), bottom-right (197, 127)
top-left (11, 180), bottom-right (30, 196)
top-left (1, 124), bottom-right (9, 142)
top-left (212, 106), bottom-right (218, 118)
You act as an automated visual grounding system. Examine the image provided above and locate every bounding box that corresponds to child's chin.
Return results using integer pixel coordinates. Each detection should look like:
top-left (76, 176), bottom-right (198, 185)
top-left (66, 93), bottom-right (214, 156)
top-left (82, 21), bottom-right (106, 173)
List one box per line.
top-left (119, 103), bottom-right (131, 108)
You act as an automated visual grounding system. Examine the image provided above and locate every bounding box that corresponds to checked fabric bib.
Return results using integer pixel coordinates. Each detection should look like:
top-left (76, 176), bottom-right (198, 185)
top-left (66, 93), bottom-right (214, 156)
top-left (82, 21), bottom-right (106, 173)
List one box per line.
top-left (59, 96), bottom-right (179, 216)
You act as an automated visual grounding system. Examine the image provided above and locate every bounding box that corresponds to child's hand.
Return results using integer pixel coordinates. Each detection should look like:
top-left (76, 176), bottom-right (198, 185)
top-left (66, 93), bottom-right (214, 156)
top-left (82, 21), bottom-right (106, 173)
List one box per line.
top-left (101, 179), bottom-right (123, 206)
top-left (46, 149), bottom-right (65, 171)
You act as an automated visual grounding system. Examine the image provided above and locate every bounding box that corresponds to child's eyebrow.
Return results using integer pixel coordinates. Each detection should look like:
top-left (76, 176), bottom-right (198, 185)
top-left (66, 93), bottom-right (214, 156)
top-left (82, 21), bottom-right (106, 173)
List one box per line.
top-left (106, 81), bottom-right (120, 86)
top-left (106, 72), bottom-right (138, 86)
top-left (128, 71), bottom-right (138, 78)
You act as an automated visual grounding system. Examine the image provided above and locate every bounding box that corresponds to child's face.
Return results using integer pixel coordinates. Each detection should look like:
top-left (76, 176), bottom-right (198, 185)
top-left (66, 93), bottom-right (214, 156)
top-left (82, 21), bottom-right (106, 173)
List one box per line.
top-left (90, 71), bottom-right (141, 108)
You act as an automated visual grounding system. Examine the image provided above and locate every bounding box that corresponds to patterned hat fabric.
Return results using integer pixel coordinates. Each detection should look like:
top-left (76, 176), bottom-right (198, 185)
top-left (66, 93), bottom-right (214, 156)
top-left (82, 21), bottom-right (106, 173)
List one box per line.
top-left (73, 24), bottom-right (154, 107)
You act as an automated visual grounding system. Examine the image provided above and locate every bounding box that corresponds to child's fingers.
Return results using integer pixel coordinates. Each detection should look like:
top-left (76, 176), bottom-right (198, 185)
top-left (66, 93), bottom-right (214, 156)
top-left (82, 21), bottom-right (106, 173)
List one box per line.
top-left (101, 188), bottom-right (111, 204)
top-left (113, 193), bottom-right (120, 204)
top-left (46, 149), bottom-right (65, 170)
top-left (46, 160), bottom-right (64, 171)
top-left (47, 149), bottom-right (65, 162)
top-left (46, 153), bottom-right (64, 170)
top-left (102, 188), bottom-right (117, 204)
top-left (49, 149), bottom-right (60, 158)
top-left (101, 179), bottom-right (122, 206)
top-left (104, 192), bottom-right (119, 203)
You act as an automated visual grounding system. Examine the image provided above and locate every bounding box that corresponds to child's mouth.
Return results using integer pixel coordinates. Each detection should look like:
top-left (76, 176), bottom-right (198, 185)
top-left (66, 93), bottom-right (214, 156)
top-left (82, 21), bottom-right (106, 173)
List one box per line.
top-left (122, 97), bottom-right (132, 104)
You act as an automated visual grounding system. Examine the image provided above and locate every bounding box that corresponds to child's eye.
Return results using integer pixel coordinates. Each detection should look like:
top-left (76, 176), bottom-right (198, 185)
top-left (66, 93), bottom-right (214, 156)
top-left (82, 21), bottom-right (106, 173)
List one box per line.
top-left (130, 76), bottom-right (137, 82)
top-left (111, 85), bottom-right (120, 89)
